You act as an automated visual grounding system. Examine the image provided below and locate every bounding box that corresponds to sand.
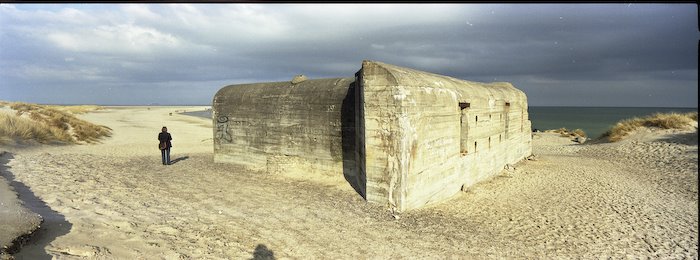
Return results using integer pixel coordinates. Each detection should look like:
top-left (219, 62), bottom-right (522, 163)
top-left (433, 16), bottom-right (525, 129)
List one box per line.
top-left (0, 152), bottom-right (43, 257)
top-left (0, 106), bottom-right (697, 259)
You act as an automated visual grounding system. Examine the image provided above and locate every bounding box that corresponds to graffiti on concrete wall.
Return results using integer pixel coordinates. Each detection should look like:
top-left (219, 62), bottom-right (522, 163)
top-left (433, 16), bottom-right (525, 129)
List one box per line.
top-left (216, 115), bottom-right (233, 143)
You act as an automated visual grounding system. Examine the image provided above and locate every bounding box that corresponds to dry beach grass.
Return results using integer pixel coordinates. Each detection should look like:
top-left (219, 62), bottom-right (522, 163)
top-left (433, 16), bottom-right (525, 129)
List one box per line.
top-left (602, 111), bottom-right (698, 142)
top-left (0, 101), bottom-right (111, 145)
top-left (544, 127), bottom-right (588, 138)
top-left (0, 105), bottom-right (697, 259)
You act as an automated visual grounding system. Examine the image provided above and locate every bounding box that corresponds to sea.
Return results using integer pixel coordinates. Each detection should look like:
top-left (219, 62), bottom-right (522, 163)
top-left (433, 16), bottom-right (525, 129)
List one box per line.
top-left (528, 107), bottom-right (697, 138)
top-left (182, 107), bottom-right (698, 139)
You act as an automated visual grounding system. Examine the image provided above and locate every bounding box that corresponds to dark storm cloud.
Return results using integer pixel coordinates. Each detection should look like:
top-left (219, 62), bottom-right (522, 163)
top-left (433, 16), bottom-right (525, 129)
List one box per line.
top-left (373, 4), bottom-right (697, 82)
top-left (0, 3), bottom-right (697, 106)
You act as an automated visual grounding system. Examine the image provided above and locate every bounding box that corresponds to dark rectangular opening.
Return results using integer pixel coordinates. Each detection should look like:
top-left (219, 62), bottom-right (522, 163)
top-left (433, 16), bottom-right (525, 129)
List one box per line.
top-left (459, 102), bottom-right (470, 155)
top-left (505, 102), bottom-right (511, 107)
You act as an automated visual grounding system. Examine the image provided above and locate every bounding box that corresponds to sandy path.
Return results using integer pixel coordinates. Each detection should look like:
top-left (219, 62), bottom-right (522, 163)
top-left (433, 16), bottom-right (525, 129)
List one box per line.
top-left (1, 107), bottom-right (697, 259)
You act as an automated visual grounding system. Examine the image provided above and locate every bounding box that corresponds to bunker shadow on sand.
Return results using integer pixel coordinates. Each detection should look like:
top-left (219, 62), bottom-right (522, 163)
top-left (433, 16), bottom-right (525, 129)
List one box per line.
top-left (0, 152), bottom-right (72, 259)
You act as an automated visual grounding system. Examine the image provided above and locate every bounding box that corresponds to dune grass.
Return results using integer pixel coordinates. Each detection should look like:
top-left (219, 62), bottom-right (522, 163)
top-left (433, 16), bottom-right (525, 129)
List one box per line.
top-left (545, 127), bottom-right (587, 138)
top-left (0, 101), bottom-right (111, 145)
top-left (601, 112), bottom-right (698, 142)
top-left (0, 112), bottom-right (73, 144)
top-left (50, 105), bottom-right (104, 114)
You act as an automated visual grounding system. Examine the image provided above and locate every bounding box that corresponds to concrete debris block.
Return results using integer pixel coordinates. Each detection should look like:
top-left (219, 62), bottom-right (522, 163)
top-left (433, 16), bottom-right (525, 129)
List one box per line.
top-left (389, 207), bottom-right (401, 220)
top-left (574, 136), bottom-right (587, 144)
top-left (526, 155), bottom-right (537, 161)
top-left (291, 75), bottom-right (308, 84)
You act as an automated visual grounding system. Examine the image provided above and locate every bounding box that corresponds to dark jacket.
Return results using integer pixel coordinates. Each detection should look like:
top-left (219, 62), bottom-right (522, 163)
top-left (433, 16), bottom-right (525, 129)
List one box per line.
top-left (158, 132), bottom-right (172, 149)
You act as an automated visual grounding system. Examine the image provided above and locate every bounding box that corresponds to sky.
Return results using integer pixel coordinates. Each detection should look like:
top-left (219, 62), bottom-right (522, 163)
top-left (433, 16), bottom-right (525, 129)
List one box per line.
top-left (0, 3), bottom-right (698, 107)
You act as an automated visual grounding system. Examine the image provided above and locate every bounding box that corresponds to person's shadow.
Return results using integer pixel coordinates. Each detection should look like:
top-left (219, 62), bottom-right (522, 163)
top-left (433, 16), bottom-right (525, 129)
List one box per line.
top-left (169, 156), bottom-right (189, 165)
top-left (250, 244), bottom-right (275, 260)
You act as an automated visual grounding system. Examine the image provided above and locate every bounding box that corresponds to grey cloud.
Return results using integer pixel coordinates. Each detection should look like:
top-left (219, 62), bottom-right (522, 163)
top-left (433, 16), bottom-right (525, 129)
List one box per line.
top-left (0, 4), bottom-right (697, 107)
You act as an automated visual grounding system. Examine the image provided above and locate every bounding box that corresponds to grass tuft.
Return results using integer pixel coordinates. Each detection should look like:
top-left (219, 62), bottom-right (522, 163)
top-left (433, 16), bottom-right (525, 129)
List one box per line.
top-left (0, 101), bottom-right (111, 145)
top-left (601, 112), bottom-right (698, 142)
top-left (544, 127), bottom-right (587, 138)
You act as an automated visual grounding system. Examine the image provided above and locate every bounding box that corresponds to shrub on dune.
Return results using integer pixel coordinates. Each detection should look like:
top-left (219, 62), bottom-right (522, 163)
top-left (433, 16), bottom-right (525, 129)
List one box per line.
top-left (0, 112), bottom-right (71, 144)
top-left (572, 128), bottom-right (587, 137)
top-left (602, 112), bottom-right (698, 142)
top-left (545, 127), bottom-right (587, 138)
top-left (71, 119), bottom-right (113, 143)
top-left (645, 112), bottom-right (697, 129)
top-left (50, 105), bottom-right (104, 114)
top-left (0, 101), bottom-right (111, 145)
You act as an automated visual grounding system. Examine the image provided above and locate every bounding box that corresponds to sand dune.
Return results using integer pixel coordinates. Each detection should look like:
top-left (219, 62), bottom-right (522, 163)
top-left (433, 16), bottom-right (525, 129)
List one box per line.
top-left (1, 106), bottom-right (697, 259)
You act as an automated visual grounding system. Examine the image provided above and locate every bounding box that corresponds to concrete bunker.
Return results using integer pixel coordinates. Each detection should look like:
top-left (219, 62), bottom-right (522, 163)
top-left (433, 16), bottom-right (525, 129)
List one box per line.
top-left (213, 60), bottom-right (532, 211)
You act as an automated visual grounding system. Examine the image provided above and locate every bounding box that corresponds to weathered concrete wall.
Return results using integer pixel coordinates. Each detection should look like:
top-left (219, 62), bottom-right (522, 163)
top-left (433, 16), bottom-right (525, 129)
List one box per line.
top-left (213, 61), bottom-right (532, 212)
top-left (212, 78), bottom-right (357, 180)
top-left (359, 61), bottom-right (532, 211)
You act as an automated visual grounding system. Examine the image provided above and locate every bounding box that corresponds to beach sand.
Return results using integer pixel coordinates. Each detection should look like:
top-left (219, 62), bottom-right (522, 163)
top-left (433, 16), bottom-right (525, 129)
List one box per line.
top-left (0, 151), bottom-right (42, 257)
top-left (0, 106), bottom-right (697, 259)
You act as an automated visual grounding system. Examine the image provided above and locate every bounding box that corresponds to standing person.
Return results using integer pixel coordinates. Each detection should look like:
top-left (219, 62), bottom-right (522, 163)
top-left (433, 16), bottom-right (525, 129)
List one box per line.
top-left (158, 126), bottom-right (172, 165)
